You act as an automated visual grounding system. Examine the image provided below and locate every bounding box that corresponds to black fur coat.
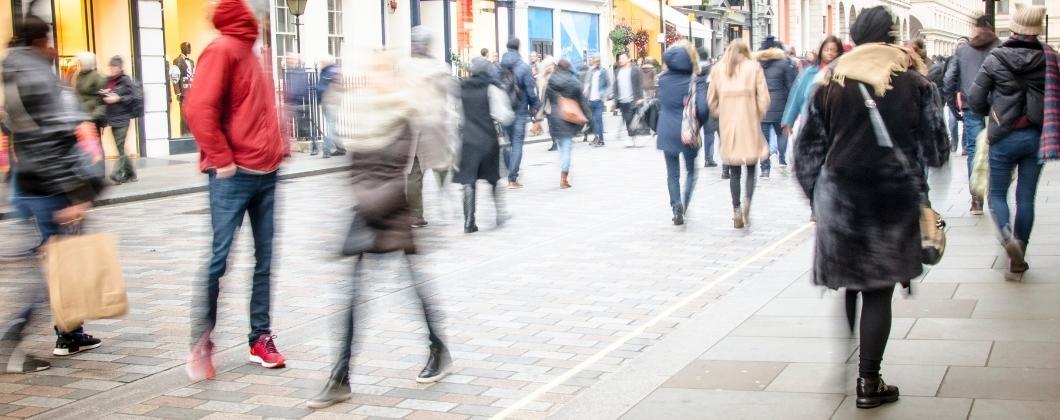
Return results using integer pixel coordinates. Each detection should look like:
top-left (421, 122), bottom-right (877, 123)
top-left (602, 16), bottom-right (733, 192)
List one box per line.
top-left (795, 70), bottom-right (949, 291)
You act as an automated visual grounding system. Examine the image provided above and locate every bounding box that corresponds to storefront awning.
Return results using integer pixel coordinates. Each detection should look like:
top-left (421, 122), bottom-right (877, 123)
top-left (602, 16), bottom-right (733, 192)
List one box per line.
top-left (629, 0), bottom-right (712, 39)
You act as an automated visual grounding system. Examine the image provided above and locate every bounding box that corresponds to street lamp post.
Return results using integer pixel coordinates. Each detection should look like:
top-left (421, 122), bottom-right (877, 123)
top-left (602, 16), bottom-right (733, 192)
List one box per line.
top-left (659, 0), bottom-right (666, 54)
top-left (286, 0), bottom-right (308, 55)
top-left (983, 0), bottom-right (997, 31)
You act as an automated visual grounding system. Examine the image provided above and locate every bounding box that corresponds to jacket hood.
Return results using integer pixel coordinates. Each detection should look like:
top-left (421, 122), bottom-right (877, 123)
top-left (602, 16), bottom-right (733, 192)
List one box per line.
top-left (213, 0), bottom-right (259, 44)
top-left (501, 50), bottom-right (522, 70)
top-left (663, 47), bottom-right (694, 74)
top-left (969, 30), bottom-right (999, 49)
top-left (995, 42), bottom-right (1045, 75)
top-left (754, 48), bottom-right (787, 62)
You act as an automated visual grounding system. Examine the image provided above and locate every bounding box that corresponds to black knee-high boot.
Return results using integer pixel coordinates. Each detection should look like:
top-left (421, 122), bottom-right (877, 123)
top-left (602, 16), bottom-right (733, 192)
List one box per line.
top-left (462, 184), bottom-right (478, 233)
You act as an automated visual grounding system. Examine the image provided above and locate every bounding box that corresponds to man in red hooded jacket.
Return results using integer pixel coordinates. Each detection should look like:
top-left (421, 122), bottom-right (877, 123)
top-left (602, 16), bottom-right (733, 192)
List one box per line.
top-left (183, 0), bottom-right (287, 380)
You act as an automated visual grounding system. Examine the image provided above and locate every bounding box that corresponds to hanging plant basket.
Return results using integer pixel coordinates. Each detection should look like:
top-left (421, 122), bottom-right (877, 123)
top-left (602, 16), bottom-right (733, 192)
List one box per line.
top-left (609, 24), bottom-right (634, 57)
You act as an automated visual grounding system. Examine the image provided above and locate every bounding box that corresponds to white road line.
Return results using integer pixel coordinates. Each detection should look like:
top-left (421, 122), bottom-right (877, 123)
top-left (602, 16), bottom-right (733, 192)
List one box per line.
top-left (489, 222), bottom-right (815, 420)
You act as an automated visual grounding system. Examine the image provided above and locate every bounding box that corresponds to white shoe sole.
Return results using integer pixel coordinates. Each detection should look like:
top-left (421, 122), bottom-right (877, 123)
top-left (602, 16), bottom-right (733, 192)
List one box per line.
top-left (416, 365), bottom-right (450, 384)
top-left (307, 393), bottom-right (351, 409)
top-left (53, 342), bottom-right (101, 356)
top-left (249, 354), bottom-right (285, 368)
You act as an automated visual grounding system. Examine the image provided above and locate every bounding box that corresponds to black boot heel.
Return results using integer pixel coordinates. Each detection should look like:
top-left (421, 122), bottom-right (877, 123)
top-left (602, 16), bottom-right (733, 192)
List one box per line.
top-left (856, 377), bottom-right (899, 409)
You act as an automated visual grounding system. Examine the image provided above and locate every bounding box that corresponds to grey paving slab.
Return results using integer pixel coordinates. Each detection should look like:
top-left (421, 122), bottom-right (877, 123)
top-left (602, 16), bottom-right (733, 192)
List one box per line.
top-left (830, 396), bottom-right (972, 420)
top-left (879, 339), bottom-right (992, 366)
top-left (938, 367), bottom-right (1060, 401)
top-left (701, 337), bottom-right (857, 364)
top-left (922, 268), bottom-right (1011, 283)
top-left (988, 341), bottom-right (1060, 369)
top-left (620, 389), bottom-right (843, 420)
top-left (730, 316), bottom-right (915, 340)
top-left (903, 283), bottom-right (958, 299)
top-left (891, 298), bottom-right (977, 318)
top-left (907, 319), bottom-right (1060, 342)
top-left (766, 363), bottom-right (947, 397)
top-left (967, 399), bottom-right (1060, 420)
top-left (755, 298), bottom-right (848, 317)
top-left (661, 360), bottom-right (788, 391)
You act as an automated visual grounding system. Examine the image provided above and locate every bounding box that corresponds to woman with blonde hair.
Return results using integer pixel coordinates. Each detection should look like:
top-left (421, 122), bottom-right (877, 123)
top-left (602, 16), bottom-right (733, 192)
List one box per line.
top-left (708, 38), bottom-right (770, 228)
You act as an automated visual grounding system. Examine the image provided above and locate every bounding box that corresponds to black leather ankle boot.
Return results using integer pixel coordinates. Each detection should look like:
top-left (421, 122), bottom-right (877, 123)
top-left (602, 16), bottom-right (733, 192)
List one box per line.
top-left (856, 377), bottom-right (899, 409)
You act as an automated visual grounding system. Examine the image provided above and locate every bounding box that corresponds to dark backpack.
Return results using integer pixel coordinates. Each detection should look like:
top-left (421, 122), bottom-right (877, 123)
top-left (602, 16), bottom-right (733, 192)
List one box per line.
top-left (129, 80), bottom-right (145, 118)
top-left (499, 66), bottom-right (522, 111)
top-left (928, 58), bottom-right (947, 92)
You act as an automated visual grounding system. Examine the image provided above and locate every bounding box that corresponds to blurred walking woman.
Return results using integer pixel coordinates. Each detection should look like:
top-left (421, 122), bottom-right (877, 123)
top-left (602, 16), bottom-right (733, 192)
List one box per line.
top-left (546, 59), bottom-right (589, 189)
top-left (656, 41), bottom-right (707, 225)
top-left (708, 39), bottom-right (770, 228)
top-left (780, 35), bottom-right (845, 135)
top-left (795, 7), bottom-right (949, 409)
top-left (455, 57), bottom-right (515, 234)
top-left (310, 50), bottom-right (451, 409)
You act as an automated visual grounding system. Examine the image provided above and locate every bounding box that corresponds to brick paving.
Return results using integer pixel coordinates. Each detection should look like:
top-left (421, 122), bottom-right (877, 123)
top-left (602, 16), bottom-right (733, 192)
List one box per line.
top-left (4, 116), bottom-right (1053, 419)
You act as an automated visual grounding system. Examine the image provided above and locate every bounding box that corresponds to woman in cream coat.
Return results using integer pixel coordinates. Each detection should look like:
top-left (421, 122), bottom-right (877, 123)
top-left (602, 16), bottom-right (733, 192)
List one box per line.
top-left (708, 39), bottom-right (770, 228)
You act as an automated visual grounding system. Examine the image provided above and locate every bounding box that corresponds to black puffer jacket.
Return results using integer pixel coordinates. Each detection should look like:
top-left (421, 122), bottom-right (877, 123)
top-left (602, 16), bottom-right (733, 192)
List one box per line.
top-left (756, 48), bottom-right (797, 123)
top-left (2, 47), bottom-right (101, 203)
top-left (967, 37), bottom-right (1046, 143)
top-left (104, 74), bottom-right (139, 127)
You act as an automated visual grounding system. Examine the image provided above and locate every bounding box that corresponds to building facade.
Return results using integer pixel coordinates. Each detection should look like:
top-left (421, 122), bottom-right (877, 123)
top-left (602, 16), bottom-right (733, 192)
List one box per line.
top-left (781, 0), bottom-right (913, 55)
top-left (995, 0), bottom-right (1058, 44)
top-left (909, 0), bottom-right (978, 57)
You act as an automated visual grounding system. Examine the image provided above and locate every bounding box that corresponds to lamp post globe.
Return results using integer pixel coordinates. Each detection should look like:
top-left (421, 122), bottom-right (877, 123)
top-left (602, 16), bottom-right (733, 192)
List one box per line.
top-left (287, 0), bottom-right (308, 16)
top-left (286, 0), bottom-right (308, 54)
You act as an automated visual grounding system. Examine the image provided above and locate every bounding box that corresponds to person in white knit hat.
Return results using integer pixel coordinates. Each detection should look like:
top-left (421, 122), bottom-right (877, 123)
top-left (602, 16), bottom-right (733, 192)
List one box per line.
top-left (966, 2), bottom-right (1052, 276)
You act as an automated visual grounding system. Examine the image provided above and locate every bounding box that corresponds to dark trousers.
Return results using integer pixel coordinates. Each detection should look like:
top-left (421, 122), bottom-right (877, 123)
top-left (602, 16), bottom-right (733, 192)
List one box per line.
top-left (110, 124), bottom-right (137, 181)
top-left (727, 165), bottom-right (757, 208)
top-left (760, 122), bottom-right (787, 169)
top-left (846, 287), bottom-right (894, 378)
top-left (328, 254), bottom-right (445, 381)
top-left (407, 157), bottom-right (450, 221)
top-left (617, 101), bottom-right (636, 137)
top-left (194, 171), bottom-right (277, 346)
top-left (664, 148), bottom-right (698, 211)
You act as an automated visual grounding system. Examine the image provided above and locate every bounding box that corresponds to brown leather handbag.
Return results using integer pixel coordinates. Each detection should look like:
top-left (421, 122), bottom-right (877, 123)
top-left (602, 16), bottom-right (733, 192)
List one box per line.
top-left (558, 96), bottom-right (587, 125)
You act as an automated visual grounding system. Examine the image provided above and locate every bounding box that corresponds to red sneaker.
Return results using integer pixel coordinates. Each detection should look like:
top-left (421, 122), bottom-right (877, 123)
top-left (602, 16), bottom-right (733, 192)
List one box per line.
top-left (186, 338), bottom-right (215, 381)
top-left (249, 335), bottom-right (286, 368)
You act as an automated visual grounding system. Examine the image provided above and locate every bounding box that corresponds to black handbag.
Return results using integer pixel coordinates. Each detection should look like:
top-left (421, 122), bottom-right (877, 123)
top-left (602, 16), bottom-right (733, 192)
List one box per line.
top-left (341, 211), bottom-right (375, 256)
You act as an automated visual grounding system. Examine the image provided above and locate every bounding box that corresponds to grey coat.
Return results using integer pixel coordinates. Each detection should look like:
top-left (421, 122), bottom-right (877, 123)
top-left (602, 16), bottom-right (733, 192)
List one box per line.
top-left (944, 35), bottom-right (1000, 112)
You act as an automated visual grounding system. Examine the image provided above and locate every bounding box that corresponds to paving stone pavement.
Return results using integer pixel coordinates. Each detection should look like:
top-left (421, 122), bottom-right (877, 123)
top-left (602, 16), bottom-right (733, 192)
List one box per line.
top-left (552, 154), bottom-right (1060, 420)
top-left (2, 116), bottom-right (1055, 420)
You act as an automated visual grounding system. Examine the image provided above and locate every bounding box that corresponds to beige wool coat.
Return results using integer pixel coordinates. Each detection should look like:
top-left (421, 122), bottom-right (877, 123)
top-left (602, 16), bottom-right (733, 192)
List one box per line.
top-left (707, 59), bottom-right (771, 165)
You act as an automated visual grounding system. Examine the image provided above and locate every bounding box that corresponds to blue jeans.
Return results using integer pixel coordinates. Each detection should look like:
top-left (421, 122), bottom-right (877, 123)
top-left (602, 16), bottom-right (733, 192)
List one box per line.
top-left (322, 109), bottom-right (345, 155)
top-left (761, 122), bottom-right (788, 169)
top-left (988, 128), bottom-right (1044, 244)
top-left (6, 175), bottom-right (83, 339)
top-left (503, 113), bottom-right (529, 181)
top-left (194, 170), bottom-right (277, 346)
top-left (701, 126), bottom-right (716, 163)
top-left (664, 148), bottom-right (698, 210)
top-left (963, 111), bottom-right (986, 184)
top-left (589, 100), bottom-right (605, 140)
top-left (557, 135), bottom-right (573, 172)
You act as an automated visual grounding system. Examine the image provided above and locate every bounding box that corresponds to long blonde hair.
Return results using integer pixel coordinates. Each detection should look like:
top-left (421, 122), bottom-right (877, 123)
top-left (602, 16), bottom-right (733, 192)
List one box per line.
top-left (721, 39), bottom-right (752, 79)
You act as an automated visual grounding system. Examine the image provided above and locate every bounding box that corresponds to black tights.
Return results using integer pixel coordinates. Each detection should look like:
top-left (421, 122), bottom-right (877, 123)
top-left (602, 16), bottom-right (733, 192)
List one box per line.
top-left (728, 165), bottom-right (757, 208)
top-left (846, 287), bottom-right (894, 379)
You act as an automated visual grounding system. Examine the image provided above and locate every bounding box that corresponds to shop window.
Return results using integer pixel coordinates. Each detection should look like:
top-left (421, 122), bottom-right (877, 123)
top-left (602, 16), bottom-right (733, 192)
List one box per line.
top-left (529, 7), bottom-right (553, 59)
top-left (161, 0), bottom-right (218, 139)
top-left (328, 0), bottom-right (343, 64)
top-left (273, 1), bottom-right (297, 71)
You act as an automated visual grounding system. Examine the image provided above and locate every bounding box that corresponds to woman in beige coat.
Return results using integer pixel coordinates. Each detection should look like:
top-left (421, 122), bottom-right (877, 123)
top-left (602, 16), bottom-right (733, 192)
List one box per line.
top-left (708, 39), bottom-right (770, 228)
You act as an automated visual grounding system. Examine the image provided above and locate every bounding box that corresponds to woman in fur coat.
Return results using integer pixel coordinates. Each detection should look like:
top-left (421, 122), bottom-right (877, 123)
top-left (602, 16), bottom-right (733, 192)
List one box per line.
top-left (793, 6), bottom-right (949, 410)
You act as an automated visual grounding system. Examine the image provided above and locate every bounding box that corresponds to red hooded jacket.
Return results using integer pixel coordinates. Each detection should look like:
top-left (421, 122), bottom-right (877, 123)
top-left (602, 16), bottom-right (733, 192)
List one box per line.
top-left (185, 0), bottom-right (285, 173)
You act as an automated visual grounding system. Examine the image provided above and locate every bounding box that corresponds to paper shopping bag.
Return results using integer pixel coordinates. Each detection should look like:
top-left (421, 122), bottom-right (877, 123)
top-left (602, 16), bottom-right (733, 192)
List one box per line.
top-left (45, 233), bottom-right (128, 332)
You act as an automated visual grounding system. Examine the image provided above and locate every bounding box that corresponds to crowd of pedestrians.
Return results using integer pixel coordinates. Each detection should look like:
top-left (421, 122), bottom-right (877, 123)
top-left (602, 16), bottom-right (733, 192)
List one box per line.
top-left (2, 0), bottom-right (1058, 413)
